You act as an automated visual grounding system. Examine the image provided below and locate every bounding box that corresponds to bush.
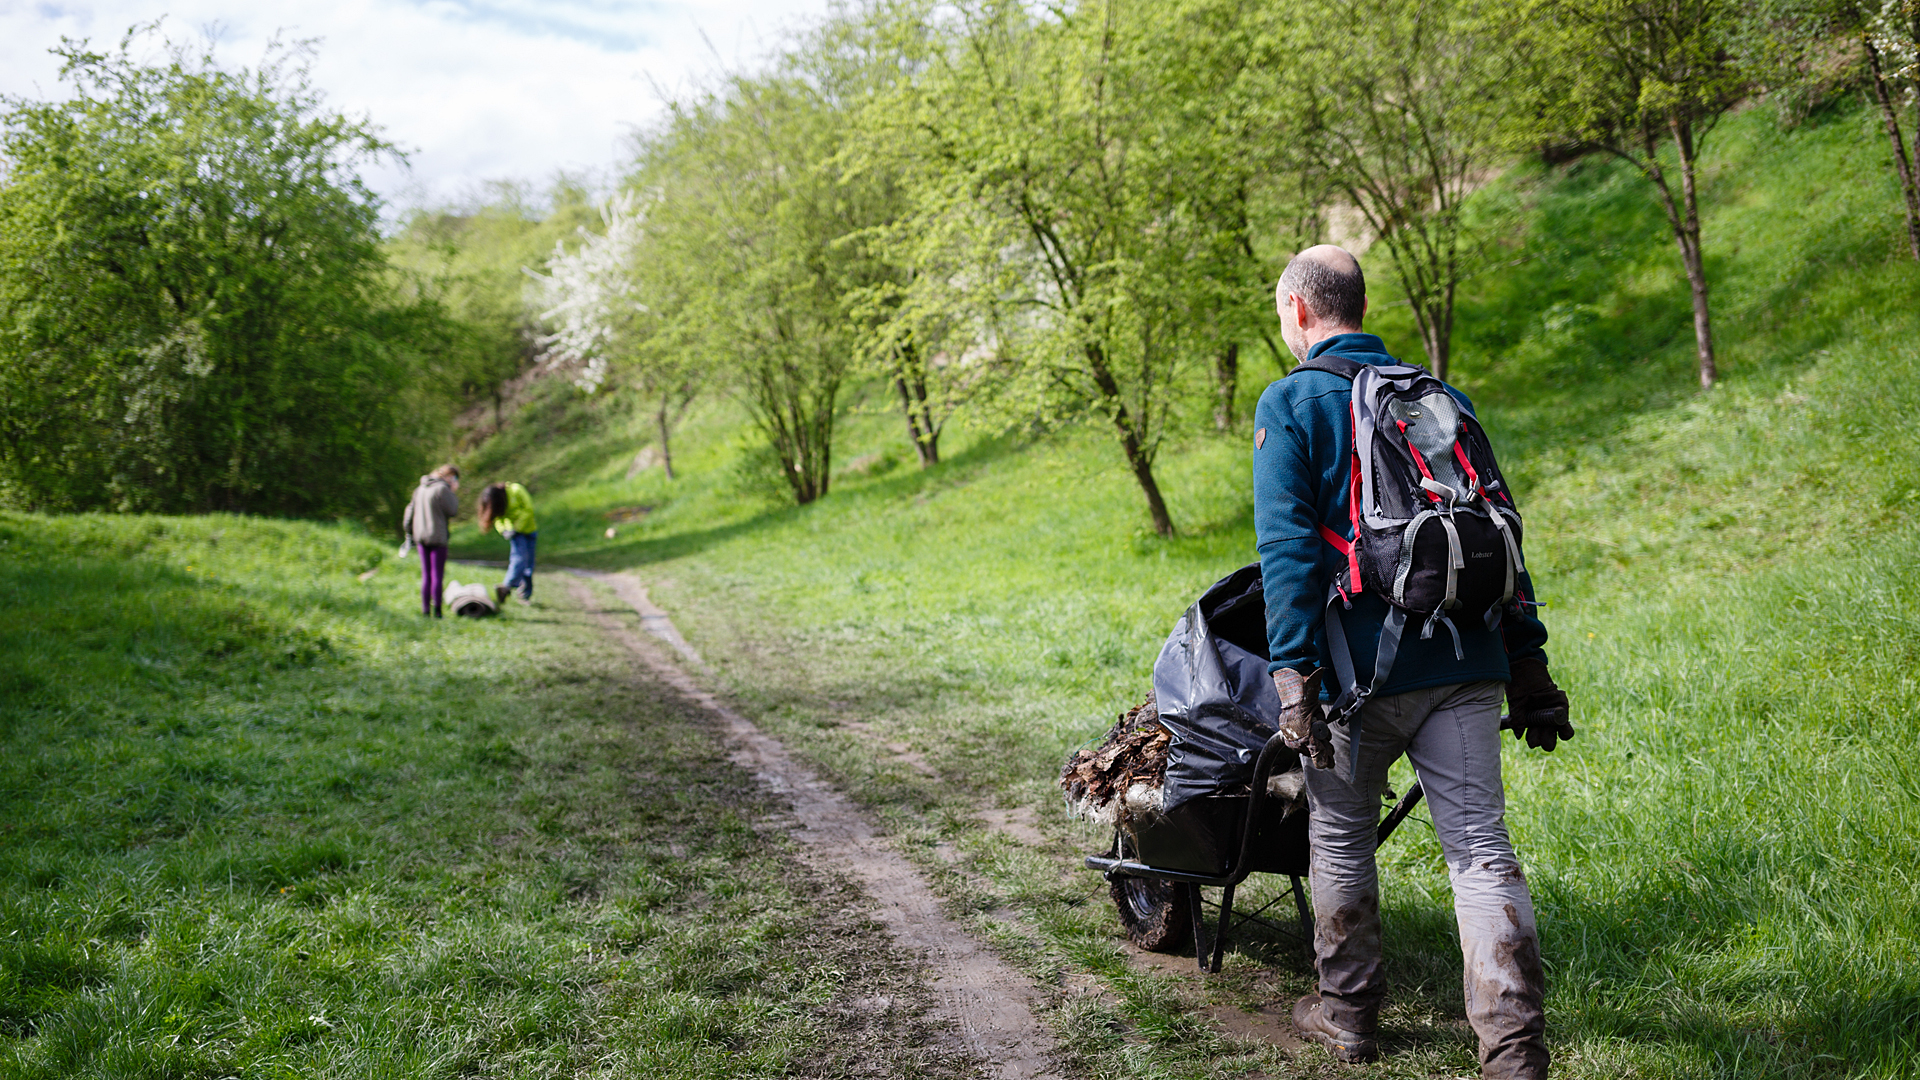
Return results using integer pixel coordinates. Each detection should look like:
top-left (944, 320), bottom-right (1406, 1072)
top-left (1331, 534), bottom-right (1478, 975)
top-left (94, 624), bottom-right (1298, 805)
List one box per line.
top-left (0, 33), bottom-right (455, 520)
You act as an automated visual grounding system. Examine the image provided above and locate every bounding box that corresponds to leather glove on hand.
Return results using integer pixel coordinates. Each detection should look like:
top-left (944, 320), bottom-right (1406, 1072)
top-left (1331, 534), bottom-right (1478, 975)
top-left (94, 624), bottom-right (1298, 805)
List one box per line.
top-left (1504, 656), bottom-right (1574, 752)
top-left (1273, 667), bottom-right (1334, 770)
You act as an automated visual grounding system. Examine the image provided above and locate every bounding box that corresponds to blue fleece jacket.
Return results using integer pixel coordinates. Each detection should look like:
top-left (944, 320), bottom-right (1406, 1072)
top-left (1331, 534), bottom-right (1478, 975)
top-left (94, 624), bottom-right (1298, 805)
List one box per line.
top-left (1253, 333), bottom-right (1549, 694)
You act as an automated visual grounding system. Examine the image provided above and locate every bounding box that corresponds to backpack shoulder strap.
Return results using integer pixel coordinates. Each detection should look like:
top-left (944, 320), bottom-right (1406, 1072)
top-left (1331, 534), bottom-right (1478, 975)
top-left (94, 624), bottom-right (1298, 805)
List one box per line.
top-left (1287, 353), bottom-right (1366, 380)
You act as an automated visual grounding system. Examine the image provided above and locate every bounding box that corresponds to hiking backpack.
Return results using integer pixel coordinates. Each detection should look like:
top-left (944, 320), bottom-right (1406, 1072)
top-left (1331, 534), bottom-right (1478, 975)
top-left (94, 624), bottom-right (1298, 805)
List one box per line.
top-left (1288, 354), bottom-right (1527, 764)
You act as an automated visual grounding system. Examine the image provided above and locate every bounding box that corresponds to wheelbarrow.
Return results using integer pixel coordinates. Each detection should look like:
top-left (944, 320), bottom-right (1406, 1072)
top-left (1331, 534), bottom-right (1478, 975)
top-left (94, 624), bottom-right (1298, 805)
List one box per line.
top-left (1077, 561), bottom-right (1429, 973)
top-left (1086, 746), bottom-right (1427, 973)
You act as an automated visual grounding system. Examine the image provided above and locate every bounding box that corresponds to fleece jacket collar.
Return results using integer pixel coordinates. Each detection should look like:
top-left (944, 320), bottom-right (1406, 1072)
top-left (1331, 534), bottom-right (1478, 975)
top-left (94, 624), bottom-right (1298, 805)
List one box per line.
top-left (1306, 332), bottom-right (1399, 366)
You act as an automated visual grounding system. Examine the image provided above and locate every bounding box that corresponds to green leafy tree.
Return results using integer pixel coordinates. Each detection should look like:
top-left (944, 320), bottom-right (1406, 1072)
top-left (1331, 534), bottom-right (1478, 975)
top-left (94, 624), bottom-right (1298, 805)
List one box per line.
top-left (873, 0), bottom-right (1278, 535)
top-left (387, 179), bottom-right (599, 438)
top-left (0, 31), bottom-right (448, 515)
top-left (1520, 0), bottom-right (1749, 388)
top-left (1755, 0), bottom-right (1920, 259)
top-left (638, 73), bottom-right (876, 505)
top-left (1258, 0), bottom-right (1518, 380)
top-left (531, 190), bottom-right (703, 479)
top-left (836, 3), bottom-right (992, 467)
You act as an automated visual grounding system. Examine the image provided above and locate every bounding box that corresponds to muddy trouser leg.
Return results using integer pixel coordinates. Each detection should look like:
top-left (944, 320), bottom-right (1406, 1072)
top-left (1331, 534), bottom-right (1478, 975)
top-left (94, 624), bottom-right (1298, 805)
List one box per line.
top-left (1402, 680), bottom-right (1548, 1080)
top-left (1301, 689), bottom-right (1422, 1033)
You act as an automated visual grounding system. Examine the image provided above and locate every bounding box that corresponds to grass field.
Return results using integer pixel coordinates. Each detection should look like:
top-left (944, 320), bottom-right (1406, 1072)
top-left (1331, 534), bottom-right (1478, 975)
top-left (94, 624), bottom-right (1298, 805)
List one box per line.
top-left (442, 96), bottom-right (1920, 1078)
top-left (0, 513), bottom-right (971, 1079)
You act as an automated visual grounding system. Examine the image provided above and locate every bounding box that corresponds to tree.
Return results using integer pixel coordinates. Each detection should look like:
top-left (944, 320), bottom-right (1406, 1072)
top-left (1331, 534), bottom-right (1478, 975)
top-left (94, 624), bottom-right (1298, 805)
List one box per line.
top-left (874, 0), bottom-right (1275, 535)
top-left (0, 31), bottom-right (451, 516)
top-left (1257, 0), bottom-right (1518, 380)
top-left (1521, 0), bottom-right (1748, 388)
top-left (638, 73), bottom-right (873, 505)
top-left (531, 191), bottom-right (701, 479)
top-left (386, 179), bottom-right (599, 438)
top-left (1756, 0), bottom-right (1920, 259)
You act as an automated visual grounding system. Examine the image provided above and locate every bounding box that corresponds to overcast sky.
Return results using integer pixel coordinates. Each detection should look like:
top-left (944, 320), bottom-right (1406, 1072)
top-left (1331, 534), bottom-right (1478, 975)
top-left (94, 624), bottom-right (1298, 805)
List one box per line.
top-left (0, 0), bottom-right (838, 210)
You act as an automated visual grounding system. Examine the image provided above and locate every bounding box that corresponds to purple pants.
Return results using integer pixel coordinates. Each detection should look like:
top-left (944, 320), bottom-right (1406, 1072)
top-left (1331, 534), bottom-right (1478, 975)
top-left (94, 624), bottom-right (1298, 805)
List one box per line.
top-left (418, 543), bottom-right (448, 615)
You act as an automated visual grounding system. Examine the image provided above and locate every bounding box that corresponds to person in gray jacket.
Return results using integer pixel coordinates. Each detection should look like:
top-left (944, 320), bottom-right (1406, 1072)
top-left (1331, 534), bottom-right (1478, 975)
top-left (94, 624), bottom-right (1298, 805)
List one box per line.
top-left (401, 465), bottom-right (460, 617)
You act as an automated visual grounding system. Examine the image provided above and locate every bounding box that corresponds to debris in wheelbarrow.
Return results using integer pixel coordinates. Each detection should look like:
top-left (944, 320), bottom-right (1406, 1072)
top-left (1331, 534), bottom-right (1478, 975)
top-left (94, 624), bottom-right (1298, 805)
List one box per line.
top-left (1060, 691), bottom-right (1305, 831)
top-left (1060, 693), bottom-right (1171, 828)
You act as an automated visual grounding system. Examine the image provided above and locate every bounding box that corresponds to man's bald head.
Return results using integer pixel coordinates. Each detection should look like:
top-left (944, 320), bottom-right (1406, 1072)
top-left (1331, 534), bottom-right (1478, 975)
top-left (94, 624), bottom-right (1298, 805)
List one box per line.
top-left (1277, 245), bottom-right (1366, 330)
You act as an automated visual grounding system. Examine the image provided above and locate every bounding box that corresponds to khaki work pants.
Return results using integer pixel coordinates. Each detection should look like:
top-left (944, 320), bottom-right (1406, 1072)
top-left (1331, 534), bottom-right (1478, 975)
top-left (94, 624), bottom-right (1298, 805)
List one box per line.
top-left (1302, 679), bottom-right (1549, 1080)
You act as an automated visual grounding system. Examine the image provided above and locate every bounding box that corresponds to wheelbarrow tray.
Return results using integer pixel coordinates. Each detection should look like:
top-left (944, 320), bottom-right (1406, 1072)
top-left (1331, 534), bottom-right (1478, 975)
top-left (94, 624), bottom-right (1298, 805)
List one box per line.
top-left (1125, 792), bottom-right (1308, 879)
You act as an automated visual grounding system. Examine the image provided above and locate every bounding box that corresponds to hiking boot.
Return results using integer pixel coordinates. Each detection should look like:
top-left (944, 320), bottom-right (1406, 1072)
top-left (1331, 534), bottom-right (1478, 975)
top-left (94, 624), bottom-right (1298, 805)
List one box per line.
top-left (1293, 994), bottom-right (1379, 1064)
top-left (494, 585), bottom-right (510, 604)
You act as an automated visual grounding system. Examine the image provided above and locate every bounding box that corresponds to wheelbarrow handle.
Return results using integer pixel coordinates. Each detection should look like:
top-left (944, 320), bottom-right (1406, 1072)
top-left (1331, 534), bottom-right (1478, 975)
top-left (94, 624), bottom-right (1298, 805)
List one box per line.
top-left (1376, 781), bottom-right (1425, 846)
top-left (1224, 730), bottom-right (1298, 887)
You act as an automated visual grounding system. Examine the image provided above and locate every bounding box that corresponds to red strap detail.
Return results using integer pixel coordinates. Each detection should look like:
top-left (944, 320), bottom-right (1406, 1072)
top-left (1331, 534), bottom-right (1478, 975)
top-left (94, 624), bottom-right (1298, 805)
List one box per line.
top-left (1452, 442), bottom-right (1480, 487)
top-left (1398, 421), bottom-right (1443, 503)
top-left (1317, 524), bottom-right (1352, 555)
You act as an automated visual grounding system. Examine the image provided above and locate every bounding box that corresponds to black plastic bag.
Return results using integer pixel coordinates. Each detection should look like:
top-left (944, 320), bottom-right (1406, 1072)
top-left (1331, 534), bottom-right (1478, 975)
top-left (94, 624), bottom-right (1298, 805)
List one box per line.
top-left (1151, 563), bottom-right (1289, 813)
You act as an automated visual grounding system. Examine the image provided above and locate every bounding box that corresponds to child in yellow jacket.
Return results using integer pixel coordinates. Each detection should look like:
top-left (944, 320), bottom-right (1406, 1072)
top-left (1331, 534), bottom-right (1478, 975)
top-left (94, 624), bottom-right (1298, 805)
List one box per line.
top-left (478, 481), bottom-right (538, 603)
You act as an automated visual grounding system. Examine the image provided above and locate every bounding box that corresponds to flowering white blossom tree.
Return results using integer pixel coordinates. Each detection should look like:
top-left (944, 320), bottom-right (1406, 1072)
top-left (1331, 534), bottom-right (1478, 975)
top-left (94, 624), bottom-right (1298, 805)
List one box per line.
top-left (531, 191), bottom-right (647, 395)
top-left (529, 190), bottom-right (702, 477)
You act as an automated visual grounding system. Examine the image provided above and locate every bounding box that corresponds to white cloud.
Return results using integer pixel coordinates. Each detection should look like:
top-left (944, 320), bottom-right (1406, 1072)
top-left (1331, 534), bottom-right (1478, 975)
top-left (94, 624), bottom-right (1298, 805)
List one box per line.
top-left (0, 0), bottom-right (835, 209)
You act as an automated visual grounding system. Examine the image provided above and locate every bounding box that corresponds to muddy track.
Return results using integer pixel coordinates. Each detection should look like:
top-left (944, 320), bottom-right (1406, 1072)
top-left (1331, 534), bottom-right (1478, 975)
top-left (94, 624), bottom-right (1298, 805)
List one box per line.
top-left (562, 569), bottom-right (1062, 1080)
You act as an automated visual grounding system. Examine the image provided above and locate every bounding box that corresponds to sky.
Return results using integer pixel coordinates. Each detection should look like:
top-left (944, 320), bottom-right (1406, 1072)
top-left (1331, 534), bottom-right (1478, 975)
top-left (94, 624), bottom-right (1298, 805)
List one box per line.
top-left (0, 0), bottom-right (838, 210)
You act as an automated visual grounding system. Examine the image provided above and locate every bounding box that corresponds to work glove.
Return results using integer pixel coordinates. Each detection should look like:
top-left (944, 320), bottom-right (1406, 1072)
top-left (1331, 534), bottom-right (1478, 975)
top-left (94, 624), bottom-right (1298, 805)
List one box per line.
top-left (1273, 667), bottom-right (1335, 770)
top-left (1504, 656), bottom-right (1574, 752)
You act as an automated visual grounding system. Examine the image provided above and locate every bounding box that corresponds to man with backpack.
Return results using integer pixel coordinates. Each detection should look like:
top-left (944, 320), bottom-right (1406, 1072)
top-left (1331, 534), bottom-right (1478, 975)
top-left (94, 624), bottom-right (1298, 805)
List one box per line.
top-left (1253, 246), bottom-right (1572, 1079)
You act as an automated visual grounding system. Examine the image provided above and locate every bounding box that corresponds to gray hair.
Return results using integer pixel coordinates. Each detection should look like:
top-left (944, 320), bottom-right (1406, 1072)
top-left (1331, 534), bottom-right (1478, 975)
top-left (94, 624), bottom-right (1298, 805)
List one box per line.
top-left (1279, 250), bottom-right (1366, 329)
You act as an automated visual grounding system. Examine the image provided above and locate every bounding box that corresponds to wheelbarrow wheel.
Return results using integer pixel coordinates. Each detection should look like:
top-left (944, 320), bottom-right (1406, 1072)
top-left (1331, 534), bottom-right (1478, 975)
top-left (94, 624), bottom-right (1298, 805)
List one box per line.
top-left (1109, 874), bottom-right (1193, 953)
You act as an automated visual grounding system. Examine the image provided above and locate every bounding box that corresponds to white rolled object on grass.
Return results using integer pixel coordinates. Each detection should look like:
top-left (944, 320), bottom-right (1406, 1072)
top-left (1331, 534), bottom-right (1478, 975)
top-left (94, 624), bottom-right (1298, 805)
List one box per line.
top-left (444, 579), bottom-right (500, 617)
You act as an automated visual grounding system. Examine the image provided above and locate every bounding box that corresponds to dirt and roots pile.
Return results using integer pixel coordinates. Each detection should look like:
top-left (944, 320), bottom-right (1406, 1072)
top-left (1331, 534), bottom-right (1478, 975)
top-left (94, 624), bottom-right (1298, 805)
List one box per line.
top-left (1060, 694), bottom-right (1170, 827)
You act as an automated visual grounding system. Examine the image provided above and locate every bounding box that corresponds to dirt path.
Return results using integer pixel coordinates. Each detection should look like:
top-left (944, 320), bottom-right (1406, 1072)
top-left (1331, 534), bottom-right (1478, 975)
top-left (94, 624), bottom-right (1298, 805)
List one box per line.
top-left (563, 569), bottom-right (1063, 1080)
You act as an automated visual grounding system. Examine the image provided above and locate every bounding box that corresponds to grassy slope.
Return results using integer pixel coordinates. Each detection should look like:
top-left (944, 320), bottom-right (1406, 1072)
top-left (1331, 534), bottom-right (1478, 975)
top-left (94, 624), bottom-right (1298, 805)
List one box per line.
top-left (0, 513), bottom-right (972, 1079)
top-left (458, 95), bottom-right (1920, 1080)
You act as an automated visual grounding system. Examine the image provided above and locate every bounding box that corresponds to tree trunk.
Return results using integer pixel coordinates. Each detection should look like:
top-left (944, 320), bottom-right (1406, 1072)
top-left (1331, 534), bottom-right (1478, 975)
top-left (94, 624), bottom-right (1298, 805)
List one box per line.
top-left (1421, 300), bottom-right (1451, 381)
top-left (1120, 421), bottom-right (1173, 537)
top-left (1213, 342), bottom-right (1238, 432)
top-left (893, 347), bottom-right (940, 468)
top-left (1864, 37), bottom-right (1920, 260)
top-left (748, 354), bottom-right (836, 506)
top-left (1258, 331), bottom-right (1289, 369)
top-left (1645, 125), bottom-right (1716, 388)
top-left (1083, 341), bottom-right (1173, 536)
top-left (895, 375), bottom-right (939, 467)
top-left (655, 393), bottom-right (676, 481)
top-left (492, 389), bottom-right (503, 434)
top-left (1379, 229), bottom-right (1455, 381)
top-left (1671, 120), bottom-right (1716, 388)
top-left (1909, 5), bottom-right (1920, 212)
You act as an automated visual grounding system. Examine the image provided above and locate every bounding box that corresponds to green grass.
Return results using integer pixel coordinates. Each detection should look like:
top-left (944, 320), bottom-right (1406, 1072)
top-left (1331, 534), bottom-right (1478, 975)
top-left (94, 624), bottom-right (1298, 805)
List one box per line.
top-left (0, 513), bottom-right (970, 1079)
top-left (452, 94), bottom-right (1920, 1078)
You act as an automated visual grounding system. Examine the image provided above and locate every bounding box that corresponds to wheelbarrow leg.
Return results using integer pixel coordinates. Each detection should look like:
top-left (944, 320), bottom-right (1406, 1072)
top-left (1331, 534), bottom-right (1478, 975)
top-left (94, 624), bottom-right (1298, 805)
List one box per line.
top-left (1209, 884), bottom-right (1235, 973)
top-left (1291, 874), bottom-right (1313, 948)
top-left (1188, 883), bottom-right (1235, 973)
top-left (1185, 884), bottom-right (1211, 973)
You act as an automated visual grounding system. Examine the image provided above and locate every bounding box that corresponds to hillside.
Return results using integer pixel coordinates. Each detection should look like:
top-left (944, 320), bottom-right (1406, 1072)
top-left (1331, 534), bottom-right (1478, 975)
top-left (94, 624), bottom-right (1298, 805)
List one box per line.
top-left (448, 96), bottom-right (1920, 1078)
